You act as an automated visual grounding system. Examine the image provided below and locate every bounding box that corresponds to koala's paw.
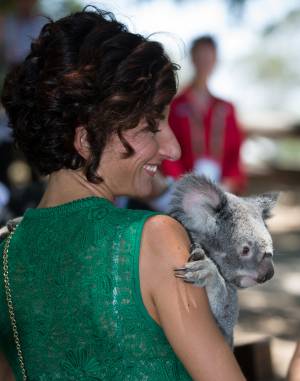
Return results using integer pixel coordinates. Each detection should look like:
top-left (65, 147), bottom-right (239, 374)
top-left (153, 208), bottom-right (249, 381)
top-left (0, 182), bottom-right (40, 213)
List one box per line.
top-left (174, 252), bottom-right (218, 287)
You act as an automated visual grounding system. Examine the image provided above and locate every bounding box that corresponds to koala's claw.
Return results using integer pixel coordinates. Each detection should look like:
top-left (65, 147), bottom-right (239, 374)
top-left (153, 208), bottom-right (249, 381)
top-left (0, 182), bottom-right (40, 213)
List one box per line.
top-left (174, 271), bottom-right (196, 284)
top-left (183, 279), bottom-right (195, 284)
top-left (174, 273), bottom-right (189, 279)
top-left (174, 267), bottom-right (187, 272)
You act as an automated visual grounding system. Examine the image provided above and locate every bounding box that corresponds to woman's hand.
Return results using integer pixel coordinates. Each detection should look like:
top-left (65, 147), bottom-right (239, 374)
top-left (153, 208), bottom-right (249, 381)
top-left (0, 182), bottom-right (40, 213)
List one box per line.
top-left (288, 341), bottom-right (300, 381)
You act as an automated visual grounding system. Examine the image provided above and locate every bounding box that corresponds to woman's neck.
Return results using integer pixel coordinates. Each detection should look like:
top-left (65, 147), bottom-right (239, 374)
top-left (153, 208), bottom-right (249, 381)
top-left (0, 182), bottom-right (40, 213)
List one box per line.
top-left (37, 168), bottom-right (113, 208)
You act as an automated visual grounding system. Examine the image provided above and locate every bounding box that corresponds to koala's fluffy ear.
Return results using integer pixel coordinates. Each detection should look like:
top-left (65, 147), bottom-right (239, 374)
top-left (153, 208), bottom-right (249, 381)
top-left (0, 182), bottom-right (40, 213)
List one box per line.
top-left (169, 174), bottom-right (228, 230)
top-left (254, 192), bottom-right (279, 219)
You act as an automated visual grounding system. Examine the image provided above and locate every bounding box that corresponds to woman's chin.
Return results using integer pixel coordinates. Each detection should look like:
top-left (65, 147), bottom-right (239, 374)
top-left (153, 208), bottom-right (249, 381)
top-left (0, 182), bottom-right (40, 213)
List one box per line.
top-left (133, 181), bottom-right (154, 199)
top-left (136, 188), bottom-right (152, 200)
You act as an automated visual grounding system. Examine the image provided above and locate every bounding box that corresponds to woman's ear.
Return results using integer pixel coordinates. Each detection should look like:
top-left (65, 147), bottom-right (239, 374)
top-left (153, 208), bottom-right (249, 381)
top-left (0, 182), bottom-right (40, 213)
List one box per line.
top-left (73, 126), bottom-right (90, 160)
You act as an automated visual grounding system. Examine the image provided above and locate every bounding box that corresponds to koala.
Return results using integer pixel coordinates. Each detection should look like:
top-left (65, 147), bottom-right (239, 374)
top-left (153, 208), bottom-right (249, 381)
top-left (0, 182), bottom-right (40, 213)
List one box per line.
top-left (170, 174), bottom-right (278, 347)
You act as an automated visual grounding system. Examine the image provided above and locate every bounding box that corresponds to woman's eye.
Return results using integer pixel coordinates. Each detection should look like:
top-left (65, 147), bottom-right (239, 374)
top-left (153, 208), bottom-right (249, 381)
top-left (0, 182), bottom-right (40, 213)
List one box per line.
top-left (151, 128), bottom-right (161, 134)
top-left (145, 125), bottom-right (161, 134)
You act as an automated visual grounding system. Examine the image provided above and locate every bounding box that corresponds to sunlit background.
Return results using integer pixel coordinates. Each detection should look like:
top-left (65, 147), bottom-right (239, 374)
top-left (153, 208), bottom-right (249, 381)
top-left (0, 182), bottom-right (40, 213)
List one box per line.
top-left (1, 1), bottom-right (300, 380)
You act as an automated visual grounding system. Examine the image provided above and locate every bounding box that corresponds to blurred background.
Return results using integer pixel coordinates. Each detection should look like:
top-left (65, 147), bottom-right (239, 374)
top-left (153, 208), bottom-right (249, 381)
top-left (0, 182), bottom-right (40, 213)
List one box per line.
top-left (0, 0), bottom-right (300, 379)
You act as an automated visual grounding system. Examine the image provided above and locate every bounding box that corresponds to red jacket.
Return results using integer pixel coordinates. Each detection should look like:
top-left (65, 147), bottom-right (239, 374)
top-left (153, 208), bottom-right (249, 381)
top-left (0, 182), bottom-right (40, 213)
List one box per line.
top-left (162, 87), bottom-right (246, 192)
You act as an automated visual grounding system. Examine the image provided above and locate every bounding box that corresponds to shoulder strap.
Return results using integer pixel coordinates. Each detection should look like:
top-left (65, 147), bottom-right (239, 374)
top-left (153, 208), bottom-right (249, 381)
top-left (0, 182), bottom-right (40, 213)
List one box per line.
top-left (0, 216), bottom-right (23, 243)
top-left (3, 225), bottom-right (28, 380)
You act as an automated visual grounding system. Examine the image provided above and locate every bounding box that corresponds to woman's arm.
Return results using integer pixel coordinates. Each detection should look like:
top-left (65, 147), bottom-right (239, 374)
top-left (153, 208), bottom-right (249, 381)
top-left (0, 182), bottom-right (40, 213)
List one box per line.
top-left (288, 341), bottom-right (300, 381)
top-left (0, 352), bottom-right (15, 381)
top-left (141, 215), bottom-right (246, 381)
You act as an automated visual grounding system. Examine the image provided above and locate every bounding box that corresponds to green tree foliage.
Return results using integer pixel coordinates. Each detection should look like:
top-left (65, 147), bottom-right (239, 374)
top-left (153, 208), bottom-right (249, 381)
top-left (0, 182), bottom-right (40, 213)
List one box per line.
top-left (0, 0), bottom-right (82, 17)
top-left (137, 0), bottom-right (247, 10)
top-left (236, 4), bottom-right (300, 112)
top-left (0, 0), bottom-right (82, 92)
top-left (40, 0), bottom-right (82, 19)
top-left (245, 6), bottom-right (300, 91)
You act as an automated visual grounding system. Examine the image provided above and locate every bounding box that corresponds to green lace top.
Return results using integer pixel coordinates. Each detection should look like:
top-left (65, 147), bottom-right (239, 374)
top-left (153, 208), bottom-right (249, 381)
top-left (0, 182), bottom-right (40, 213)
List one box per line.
top-left (0, 197), bottom-right (193, 381)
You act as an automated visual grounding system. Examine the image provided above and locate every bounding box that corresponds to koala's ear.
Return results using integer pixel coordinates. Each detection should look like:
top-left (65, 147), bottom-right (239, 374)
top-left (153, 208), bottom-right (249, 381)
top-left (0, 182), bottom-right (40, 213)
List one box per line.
top-left (170, 174), bottom-right (228, 228)
top-left (254, 192), bottom-right (279, 219)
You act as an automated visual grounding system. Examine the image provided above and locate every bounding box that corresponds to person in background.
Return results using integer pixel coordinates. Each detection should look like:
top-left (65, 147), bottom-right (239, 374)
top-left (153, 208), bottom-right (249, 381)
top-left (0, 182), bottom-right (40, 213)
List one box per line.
top-left (0, 0), bottom-right (46, 218)
top-left (161, 35), bottom-right (246, 195)
top-left (0, 0), bottom-right (45, 68)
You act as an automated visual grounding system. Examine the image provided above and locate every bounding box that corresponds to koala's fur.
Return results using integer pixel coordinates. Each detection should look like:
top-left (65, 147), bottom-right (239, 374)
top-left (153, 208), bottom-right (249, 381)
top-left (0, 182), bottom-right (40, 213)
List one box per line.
top-left (170, 174), bottom-right (278, 347)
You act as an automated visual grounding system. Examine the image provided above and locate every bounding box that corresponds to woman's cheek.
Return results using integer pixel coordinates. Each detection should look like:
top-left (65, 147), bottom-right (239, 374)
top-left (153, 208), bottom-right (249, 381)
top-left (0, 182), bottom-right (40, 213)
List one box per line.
top-left (136, 135), bottom-right (158, 156)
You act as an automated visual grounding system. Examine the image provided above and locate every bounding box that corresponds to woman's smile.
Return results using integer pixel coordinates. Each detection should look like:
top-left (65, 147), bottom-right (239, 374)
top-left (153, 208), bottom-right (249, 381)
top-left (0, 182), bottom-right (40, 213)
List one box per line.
top-left (143, 164), bottom-right (158, 177)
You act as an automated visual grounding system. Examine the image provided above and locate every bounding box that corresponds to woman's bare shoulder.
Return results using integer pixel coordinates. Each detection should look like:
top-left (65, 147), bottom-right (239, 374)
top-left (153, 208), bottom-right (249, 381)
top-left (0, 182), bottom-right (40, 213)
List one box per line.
top-left (144, 214), bottom-right (186, 233)
top-left (142, 214), bottom-right (191, 264)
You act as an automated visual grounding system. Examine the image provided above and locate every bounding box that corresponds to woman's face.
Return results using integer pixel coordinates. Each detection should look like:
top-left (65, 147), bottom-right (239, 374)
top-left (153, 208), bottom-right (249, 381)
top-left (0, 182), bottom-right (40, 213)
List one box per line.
top-left (98, 110), bottom-right (181, 199)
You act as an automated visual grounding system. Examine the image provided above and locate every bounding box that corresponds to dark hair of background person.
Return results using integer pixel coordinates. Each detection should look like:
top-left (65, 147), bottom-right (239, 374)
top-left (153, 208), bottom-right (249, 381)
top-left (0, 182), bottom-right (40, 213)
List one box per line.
top-left (190, 35), bottom-right (217, 57)
top-left (1, 7), bottom-right (179, 184)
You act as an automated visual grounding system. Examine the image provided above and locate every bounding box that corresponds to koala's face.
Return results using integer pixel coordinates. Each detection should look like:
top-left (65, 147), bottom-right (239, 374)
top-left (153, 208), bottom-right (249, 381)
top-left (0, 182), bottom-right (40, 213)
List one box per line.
top-left (169, 174), bottom-right (278, 289)
top-left (212, 194), bottom-right (275, 288)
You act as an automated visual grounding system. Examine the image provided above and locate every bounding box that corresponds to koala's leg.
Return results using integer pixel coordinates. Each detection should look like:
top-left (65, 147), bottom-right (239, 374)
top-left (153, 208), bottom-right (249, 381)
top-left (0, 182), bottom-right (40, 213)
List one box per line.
top-left (0, 217), bottom-right (23, 242)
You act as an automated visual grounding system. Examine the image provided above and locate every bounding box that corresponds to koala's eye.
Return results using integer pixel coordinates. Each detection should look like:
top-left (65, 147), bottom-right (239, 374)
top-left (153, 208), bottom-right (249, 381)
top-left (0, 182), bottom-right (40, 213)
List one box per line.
top-left (241, 246), bottom-right (250, 256)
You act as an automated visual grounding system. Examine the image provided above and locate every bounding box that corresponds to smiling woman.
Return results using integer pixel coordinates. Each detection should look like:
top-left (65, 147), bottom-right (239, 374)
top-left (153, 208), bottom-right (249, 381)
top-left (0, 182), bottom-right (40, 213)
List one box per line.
top-left (0, 6), bottom-right (246, 381)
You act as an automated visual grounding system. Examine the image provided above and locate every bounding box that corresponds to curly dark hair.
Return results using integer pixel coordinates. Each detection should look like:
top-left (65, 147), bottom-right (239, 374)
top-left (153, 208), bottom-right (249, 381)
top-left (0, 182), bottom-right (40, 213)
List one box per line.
top-left (1, 7), bottom-right (179, 183)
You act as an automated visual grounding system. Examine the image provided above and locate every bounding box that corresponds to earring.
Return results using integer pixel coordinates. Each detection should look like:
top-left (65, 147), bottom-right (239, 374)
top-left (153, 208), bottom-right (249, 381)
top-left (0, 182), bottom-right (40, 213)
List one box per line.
top-left (71, 156), bottom-right (78, 166)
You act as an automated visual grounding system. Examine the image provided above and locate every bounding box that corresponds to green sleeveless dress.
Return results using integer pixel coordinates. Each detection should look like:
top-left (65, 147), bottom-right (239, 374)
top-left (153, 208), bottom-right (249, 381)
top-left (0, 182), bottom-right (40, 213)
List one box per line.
top-left (0, 196), bottom-right (193, 381)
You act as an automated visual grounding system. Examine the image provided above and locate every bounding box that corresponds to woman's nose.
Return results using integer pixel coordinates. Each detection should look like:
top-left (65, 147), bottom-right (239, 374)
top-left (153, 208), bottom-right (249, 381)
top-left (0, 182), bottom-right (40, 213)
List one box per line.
top-left (158, 123), bottom-right (181, 162)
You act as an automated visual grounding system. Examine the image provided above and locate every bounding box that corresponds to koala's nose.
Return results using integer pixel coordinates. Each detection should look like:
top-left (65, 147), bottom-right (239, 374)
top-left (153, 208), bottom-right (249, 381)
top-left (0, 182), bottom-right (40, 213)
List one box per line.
top-left (263, 252), bottom-right (273, 259)
top-left (257, 267), bottom-right (274, 283)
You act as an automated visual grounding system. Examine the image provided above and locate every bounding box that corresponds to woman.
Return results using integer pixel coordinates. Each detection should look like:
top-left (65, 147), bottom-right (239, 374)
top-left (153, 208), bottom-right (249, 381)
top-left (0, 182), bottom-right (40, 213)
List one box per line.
top-left (0, 8), bottom-right (246, 380)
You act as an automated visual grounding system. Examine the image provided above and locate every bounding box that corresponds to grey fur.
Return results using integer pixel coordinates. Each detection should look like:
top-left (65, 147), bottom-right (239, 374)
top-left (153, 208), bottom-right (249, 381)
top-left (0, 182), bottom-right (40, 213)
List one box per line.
top-left (170, 174), bottom-right (278, 347)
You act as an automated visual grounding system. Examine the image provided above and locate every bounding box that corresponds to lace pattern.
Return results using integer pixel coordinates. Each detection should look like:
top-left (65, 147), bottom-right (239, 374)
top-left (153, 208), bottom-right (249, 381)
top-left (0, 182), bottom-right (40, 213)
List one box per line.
top-left (0, 197), bottom-right (192, 380)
